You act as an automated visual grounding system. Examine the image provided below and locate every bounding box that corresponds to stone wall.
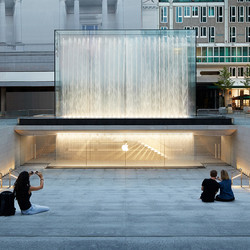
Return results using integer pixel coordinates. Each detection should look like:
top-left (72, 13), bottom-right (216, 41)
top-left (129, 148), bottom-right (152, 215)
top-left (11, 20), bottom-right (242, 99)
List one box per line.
top-left (0, 125), bottom-right (20, 176)
top-left (231, 125), bottom-right (250, 176)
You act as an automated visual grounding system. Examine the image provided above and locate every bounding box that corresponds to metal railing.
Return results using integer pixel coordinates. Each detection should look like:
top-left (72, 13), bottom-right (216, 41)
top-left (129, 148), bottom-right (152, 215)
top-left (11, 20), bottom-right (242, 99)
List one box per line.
top-left (0, 169), bottom-right (18, 189)
top-left (231, 168), bottom-right (250, 188)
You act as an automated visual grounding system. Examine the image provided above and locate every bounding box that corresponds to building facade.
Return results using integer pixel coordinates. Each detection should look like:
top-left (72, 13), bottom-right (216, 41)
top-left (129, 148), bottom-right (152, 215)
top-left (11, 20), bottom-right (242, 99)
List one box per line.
top-left (0, 0), bottom-right (250, 115)
top-left (0, 0), bottom-right (143, 116)
top-left (159, 0), bottom-right (250, 109)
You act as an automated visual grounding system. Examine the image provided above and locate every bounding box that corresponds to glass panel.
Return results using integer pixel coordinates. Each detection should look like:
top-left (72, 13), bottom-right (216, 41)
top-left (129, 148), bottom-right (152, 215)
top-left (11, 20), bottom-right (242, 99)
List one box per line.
top-left (31, 133), bottom-right (224, 168)
top-left (208, 47), bottom-right (213, 56)
top-left (196, 58), bottom-right (202, 63)
top-left (237, 57), bottom-right (242, 62)
top-left (202, 47), bottom-right (207, 56)
top-left (220, 57), bottom-right (225, 62)
top-left (214, 47), bottom-right (218, 56)
top-left (219, 47), bottom-right (224, 56)
top-left (232, 47), bottom-right (236, 56)
top-left (243, 47), bottom-right (248, 56)
top-left (33, 132), bottom-right (223, 167)
top-left (237, 47), bottom-right (242, 56)
top-left (197, 47), bottom-right (201, 57)
top-left (225, 47), bottom-right (230, 56)
top-left (55, 30), bottom-right (196, 118)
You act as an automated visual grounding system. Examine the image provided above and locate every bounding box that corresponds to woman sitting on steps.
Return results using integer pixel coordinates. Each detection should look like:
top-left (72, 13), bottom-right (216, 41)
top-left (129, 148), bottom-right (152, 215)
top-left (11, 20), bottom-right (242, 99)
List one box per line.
top-left (14, 171), bottom-right (49, 215)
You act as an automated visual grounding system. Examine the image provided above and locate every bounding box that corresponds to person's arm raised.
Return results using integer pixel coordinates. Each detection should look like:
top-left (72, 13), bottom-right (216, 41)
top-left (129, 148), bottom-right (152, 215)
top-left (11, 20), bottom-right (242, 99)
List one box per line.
top-left (29, 172), bottom-right (44, 192)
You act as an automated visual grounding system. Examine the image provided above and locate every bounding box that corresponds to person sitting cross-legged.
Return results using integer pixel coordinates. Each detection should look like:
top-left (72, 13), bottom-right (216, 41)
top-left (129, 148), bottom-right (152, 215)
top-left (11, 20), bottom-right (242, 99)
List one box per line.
top-left (200, 170), bottom-right (220, 202)
top-left (215, 170), bottom-right (235, 202)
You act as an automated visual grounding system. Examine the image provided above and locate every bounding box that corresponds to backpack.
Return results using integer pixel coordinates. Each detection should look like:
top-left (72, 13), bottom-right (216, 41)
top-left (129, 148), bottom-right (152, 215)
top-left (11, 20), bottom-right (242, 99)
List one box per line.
top-left (0, 191), bottom-right (16, 216)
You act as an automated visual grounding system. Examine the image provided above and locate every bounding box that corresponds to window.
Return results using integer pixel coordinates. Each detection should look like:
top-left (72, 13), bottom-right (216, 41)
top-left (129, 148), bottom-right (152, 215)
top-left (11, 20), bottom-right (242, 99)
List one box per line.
top-left (200, 27), bottom-right (207, 38)
top-left (230, 7), bottom-right (236, 23)
top-left (176, 7), bottom-right (183, 23)
top-left (237, 0), bottom-right (244, 2)
top-left (208, 7), bottom-right (215, 17)
top-left (214, 47), bottom-right (219, 62)
top-left (246, 6), bottom-right (250, 22)
top-left (238, 67), bottom-right (244, 78)
top-left (237, 47), bottom-right (242, 62)
top-left (160, 26), bottom-right (168, 30)
top-left (246, 27), bottom-right (250, 42)
top-left (230, 67), bottom-right (236, 78)
top-left (82, 25), bottom-right (98, 30)
top-left (192, 7), bottom-right (198, 17)
top-left (184, 7), bottom-right (191, 17)
top-left (192, 27), bottom-right (199, 37)
top-left (200, 7), bottom-right (207, 23)
top-left (160, 7), bottom-right (168, 23)
top-left (216, 7), bottom-right (223, 23)
top-left (238, 6), bottom-right (244, 23)
top-left (230, 27), bottom-right (236, 42)
top-left (184, 26), bottom-right (191, 30)
top-left (209, 27), bottom-right (215, 43)
top-left (197, 46), bottom-right (250, 64)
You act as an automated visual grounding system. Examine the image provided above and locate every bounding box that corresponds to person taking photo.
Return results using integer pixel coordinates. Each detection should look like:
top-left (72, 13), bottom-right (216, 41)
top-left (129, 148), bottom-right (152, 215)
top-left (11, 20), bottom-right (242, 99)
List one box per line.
top-left (14, 171), bottom-right (49, 215)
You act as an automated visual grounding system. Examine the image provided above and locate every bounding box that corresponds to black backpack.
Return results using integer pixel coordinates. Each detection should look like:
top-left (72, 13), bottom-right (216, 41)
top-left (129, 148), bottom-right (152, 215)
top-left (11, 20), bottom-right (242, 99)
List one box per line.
top-left (0, 191), bottom-right (16, 216)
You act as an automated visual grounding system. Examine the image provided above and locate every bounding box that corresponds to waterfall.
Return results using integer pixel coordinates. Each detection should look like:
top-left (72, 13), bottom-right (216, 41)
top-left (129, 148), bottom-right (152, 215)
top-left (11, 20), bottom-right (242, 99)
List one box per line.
top-left (55, 30), bottom-right (196, 118)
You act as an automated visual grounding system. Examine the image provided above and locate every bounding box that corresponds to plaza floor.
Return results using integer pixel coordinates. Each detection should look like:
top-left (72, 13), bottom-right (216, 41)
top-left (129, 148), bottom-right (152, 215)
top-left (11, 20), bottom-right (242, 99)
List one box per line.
top-left (1, 164), bottom-right (250, 250)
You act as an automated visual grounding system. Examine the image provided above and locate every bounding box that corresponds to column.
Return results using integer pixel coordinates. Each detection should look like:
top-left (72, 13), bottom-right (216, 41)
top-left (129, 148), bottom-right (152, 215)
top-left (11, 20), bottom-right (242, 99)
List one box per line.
top-left (74, 0), bottom-right (80, 29)
top-left (14, 0), bottom-right (22, 43)
top-left (116, 0), bottom-right (123, 29)
top-left (169, 0), bottom-right (173, 29)
top-left (59, 0), bottom-right (66, 29)
top-left (0, 0), bottom-right (6, 43)
top-left (224, 0), bottom-right (228, 43)
top-left (1, 87), bottom-right (6, 114)
top-left (102, 0), bottom-right (108, 29)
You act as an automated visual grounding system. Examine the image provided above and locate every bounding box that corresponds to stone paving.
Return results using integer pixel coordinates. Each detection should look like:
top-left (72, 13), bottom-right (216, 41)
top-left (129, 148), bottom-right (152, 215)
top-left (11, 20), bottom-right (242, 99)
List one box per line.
top-left (1, 164), bottom-right (250, 250)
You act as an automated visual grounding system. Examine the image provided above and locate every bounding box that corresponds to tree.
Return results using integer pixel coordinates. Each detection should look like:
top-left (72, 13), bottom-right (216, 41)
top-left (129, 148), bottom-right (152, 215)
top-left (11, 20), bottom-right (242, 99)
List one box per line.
top-left (215, 67), bottom-right (235, 107)
top-left (241, 64), bottom-right (250, 96)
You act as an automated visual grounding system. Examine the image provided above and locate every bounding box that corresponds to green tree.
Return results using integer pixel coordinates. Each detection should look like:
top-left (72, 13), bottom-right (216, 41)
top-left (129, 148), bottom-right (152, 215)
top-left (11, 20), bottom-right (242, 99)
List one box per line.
top-left (215, 67), bottom-right (235, 107)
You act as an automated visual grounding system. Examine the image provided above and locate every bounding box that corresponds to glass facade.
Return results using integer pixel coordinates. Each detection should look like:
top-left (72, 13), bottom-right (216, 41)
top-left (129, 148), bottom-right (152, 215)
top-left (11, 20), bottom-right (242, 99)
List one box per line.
top-left (55, 30), bottom-right (196, 118)
top-left (28, 133), bottom-right (222, 168)
top-left (197, 46), bottom-right (250, 63)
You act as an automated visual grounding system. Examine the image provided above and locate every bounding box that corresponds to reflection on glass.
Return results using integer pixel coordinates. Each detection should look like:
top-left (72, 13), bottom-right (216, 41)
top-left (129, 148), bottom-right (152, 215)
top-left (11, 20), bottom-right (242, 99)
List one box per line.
top-left (55, 133), bottom-right (194, 167)
top-left (55, 30), bottom-right (196, 118)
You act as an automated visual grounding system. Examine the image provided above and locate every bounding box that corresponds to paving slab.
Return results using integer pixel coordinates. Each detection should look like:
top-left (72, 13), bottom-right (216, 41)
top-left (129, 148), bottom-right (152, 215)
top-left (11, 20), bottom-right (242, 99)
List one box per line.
top-left (1, 164), bottom-right (250, 249)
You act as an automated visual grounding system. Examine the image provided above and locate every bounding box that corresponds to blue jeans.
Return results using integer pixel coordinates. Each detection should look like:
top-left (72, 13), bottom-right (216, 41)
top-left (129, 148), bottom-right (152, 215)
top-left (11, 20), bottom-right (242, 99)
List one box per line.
top-left (21, 204), bottom-right (49, 215)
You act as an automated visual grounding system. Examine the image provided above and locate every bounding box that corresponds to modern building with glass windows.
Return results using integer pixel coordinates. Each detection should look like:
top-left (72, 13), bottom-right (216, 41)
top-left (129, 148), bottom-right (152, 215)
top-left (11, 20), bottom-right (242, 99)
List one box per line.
top-left (159, 0), bottom-right (250, 109)
top-left (0, 0), bottom-right (249, 177)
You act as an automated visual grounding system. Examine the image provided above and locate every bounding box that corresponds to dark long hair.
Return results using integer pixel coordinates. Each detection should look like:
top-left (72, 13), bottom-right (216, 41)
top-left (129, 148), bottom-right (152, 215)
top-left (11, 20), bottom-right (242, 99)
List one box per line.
top-left (14, 171), bottom-right (30, 200)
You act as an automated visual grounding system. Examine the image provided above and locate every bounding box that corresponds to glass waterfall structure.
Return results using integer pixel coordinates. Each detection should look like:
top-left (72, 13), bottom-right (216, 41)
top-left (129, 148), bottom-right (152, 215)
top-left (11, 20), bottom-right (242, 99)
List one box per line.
top-left (55, 30), bottom-right (196, 118)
